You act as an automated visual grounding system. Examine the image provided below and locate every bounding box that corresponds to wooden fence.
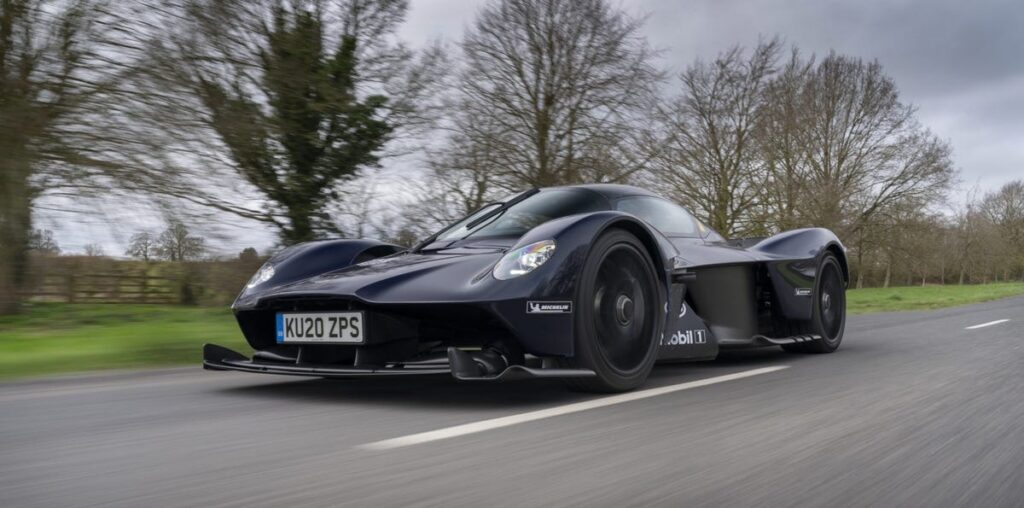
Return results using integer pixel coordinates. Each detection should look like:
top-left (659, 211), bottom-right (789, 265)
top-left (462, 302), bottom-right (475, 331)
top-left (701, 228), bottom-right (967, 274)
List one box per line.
top-left (22, 256), bottom-right (263, 306)
top-left (24, 272), bottom-right (181, 304)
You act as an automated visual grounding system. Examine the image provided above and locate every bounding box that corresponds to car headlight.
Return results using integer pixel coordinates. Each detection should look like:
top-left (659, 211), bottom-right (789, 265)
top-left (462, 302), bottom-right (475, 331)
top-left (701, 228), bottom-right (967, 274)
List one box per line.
top-left (493, 240), bottom-right (556, 280)
top-left (246, 264), bottom-right (275, 288)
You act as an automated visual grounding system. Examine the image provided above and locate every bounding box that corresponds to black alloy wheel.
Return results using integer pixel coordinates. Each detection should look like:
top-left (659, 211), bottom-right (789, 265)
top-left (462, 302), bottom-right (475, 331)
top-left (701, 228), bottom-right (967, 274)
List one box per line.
top-left (783, 253), bottom-right (846, 354)
top-left (561, 229), bottom-right (661, 392)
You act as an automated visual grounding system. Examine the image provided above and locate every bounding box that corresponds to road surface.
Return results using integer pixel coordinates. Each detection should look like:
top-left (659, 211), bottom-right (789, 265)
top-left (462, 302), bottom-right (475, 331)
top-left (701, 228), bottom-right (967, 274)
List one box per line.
top-left (2, 296), bottom-right (1023, 507)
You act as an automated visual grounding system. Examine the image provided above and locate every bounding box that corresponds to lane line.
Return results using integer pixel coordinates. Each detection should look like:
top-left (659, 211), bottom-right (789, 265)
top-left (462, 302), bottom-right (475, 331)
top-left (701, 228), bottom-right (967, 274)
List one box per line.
top-left (965, 319), bottom-right (1010, 330)
top-left (358, 365), bottom-right (789, 451)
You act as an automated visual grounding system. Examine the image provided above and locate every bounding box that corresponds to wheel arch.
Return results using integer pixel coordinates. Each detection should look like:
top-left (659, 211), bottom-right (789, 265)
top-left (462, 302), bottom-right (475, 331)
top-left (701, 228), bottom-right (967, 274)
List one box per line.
top-left (516, 211), bottom-right (677, 291)
top-left (599, 218), bottom-right (669, 283)
top-left (825, 243), bottom-right (850, 287)
top-left (505, 211), bottom-right (676, 351)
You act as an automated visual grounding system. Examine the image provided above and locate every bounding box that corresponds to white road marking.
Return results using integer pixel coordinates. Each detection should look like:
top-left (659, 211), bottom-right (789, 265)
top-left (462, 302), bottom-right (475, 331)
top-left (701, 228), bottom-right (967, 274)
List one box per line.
top-left (358, 365), bottom-right (790, 451)
top-left (965, 319), bottom-right (1010, 330)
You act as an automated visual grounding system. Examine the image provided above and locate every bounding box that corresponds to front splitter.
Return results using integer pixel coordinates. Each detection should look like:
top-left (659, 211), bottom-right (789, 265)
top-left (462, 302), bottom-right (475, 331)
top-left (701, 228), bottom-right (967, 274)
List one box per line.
top-left (202, 343), bottom-right (596, 381)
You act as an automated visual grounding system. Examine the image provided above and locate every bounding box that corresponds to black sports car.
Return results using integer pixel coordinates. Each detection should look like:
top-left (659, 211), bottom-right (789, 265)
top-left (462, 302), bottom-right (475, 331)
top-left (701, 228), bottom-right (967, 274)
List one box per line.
top-left (204, 184), bottom-right (847, 391)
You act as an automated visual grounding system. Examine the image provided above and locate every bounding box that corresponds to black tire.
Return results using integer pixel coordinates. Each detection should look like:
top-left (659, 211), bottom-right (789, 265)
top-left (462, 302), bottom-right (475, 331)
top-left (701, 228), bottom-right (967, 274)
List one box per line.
top-left (560, 229), bottom-right (662, 392)
top-left (782, 253), bottom-right (846, 354)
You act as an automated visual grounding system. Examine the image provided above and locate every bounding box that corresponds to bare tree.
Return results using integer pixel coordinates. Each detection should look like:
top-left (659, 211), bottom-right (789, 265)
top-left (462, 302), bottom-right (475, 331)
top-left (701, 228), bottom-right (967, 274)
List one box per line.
top-left (27, 229), bottom-right (61, 256)
top-left (655, 39), bottom-right (781, 237)
top-left (125, 231), bottom-right (156, 261)
top-left (414, 109), bottom-right (507, 233)
top-left (451, 0), bottom-right (663, 190)
top-left (83, 243), bottom-right (105, 257)
top-left (980, 180), bottom-right (1024, 281)
top-left (790, 53), bottom-right (955, 237)
top-left (756, 48), bottom-right (814, 232)
top-left (155, 221), bottom-right (206, 261)
top-left (953, 206), bottom-right (976, 284)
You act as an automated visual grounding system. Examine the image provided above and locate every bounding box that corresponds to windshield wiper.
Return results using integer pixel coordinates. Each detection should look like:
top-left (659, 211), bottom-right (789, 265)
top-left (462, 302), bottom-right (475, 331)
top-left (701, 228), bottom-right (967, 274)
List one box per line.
top-left (409, 231), bottom-right (442, 254)
top-left (409, 201), bottom-right (501, 253)
top-left (464, 188), bottom-right (539, 230)
top-left (410, 188), bottom-right (539, 253)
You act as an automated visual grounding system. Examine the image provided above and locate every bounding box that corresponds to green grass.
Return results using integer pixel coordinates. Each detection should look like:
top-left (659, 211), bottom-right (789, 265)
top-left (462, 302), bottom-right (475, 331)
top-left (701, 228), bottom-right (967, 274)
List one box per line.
top-left (0, 303), bottom-right (247, 379)
top-left (2, 283), bottom-right (1023, 380)
top-left (847, 282), bottom-right (1024, 314)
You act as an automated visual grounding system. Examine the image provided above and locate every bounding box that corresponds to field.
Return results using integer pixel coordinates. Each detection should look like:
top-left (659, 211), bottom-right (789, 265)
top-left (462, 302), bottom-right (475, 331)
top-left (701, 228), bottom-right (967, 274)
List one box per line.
top-left (2, 282), bottom-right (1023, 379)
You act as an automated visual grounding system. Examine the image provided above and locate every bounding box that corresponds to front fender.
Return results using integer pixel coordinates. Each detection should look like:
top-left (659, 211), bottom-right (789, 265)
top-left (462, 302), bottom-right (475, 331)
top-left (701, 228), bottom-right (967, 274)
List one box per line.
top-left (516, 211), bottom-right (677, 295)
top-left (489, 212), bottom-right (677, 357)
top-left (749, 228), bottom-right (845, 261)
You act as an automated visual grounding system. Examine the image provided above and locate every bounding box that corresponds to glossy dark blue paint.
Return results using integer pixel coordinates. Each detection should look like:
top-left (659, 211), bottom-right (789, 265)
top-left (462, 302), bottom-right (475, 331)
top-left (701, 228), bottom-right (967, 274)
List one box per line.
top-left (232, 239), bottom-right (403, 310)
top-left (749, 228), bottom-right (847, 321)
top-left (230, 185), bottom-right (848, 363)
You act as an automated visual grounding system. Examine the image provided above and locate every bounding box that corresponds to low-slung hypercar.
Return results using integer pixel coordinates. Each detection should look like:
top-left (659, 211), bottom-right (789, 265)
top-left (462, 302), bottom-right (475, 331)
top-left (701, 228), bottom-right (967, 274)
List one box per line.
top-left (204, 184), bottom-right (847, 391)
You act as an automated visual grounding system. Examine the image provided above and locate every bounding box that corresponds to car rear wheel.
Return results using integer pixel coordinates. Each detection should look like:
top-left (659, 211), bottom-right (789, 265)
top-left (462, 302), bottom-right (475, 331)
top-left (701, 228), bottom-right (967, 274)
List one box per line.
top-left (561, 229), bottom-right (662, 392)
top-left (782, 253), bottom-right (846, 354)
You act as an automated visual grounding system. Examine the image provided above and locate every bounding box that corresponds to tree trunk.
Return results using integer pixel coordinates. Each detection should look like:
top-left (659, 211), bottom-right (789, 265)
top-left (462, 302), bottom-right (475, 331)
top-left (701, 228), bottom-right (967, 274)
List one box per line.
top-left (855, 244), bottom-right (865, 289)
top-left (0, 158), bottom-right (34, 315)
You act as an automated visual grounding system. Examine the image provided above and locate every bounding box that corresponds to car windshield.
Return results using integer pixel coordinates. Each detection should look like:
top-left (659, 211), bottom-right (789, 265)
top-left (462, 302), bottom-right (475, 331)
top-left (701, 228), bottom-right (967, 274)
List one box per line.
top-left (435, 189), bottom-right (607, 242)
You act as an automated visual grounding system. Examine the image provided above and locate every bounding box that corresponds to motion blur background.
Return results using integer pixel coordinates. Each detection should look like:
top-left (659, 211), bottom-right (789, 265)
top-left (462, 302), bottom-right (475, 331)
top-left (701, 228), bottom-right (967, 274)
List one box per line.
top-left (2, 0), bottom-right (1023, 378)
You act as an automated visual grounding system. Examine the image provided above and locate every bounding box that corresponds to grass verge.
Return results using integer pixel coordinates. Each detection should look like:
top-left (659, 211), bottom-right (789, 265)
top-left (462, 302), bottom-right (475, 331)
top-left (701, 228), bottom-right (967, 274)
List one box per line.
top-left (0, 303), bottom-right (247, 380)
top-left (2, 283), bottom-right (1023, 379)
top-left (846, 282), bottom-right (1024, 314)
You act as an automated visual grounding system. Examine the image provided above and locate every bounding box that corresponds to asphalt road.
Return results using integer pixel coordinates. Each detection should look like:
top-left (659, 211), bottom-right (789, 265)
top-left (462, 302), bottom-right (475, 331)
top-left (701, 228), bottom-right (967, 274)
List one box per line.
top-left (2, 297), bottom-right (1023, 507)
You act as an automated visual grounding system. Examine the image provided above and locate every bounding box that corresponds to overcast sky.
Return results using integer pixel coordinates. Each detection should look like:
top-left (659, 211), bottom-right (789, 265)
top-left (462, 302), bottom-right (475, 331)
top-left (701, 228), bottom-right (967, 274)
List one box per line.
top-left (404, 0), bottom-right (1023, 190)
top-left (46, 0), bottom-right (1023, 254)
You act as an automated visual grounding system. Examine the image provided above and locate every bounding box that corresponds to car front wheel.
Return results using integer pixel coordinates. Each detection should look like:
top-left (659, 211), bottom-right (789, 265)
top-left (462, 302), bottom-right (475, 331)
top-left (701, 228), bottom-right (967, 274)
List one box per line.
top-left (561, 229), bottom-right (662, 392)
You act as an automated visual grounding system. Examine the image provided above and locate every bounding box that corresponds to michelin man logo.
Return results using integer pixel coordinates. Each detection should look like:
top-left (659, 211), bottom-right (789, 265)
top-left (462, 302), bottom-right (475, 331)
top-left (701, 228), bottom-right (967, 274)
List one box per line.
top-left (527, 301), bottom-right (572, 314)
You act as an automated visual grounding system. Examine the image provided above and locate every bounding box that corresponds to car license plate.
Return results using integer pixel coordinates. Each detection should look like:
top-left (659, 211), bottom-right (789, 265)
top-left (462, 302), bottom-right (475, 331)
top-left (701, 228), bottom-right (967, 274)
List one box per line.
top-left (276, 312), bottom-right (365, 344)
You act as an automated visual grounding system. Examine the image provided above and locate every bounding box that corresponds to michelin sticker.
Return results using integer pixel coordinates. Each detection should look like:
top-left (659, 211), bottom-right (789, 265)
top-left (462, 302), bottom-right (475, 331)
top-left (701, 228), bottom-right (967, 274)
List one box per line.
top-left (527, 301), bottom-right (573, 314)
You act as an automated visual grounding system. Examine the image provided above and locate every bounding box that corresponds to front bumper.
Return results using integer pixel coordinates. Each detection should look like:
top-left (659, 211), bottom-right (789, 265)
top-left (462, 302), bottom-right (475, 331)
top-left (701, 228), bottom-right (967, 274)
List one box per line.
top-left (202, 343), bottom-right (595, 381)
top-left (234, 296), bottom-right (577, 358)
